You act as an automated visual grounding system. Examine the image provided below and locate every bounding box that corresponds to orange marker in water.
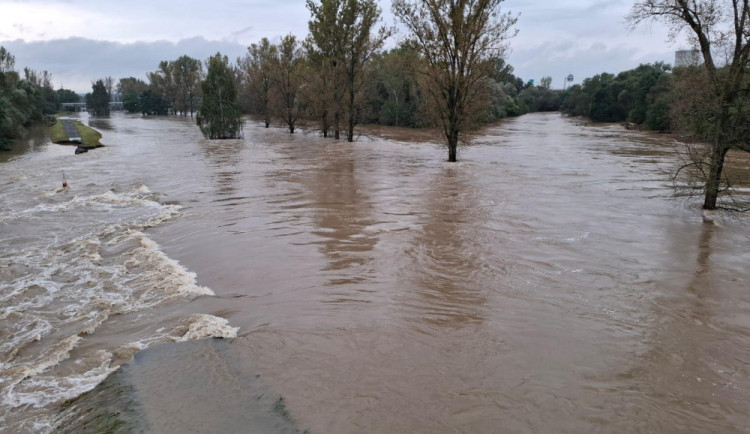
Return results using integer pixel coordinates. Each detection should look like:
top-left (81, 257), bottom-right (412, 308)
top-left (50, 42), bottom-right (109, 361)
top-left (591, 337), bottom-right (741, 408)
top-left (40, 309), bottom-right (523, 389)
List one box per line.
top-left (62, 171), bottom-right (68, 188)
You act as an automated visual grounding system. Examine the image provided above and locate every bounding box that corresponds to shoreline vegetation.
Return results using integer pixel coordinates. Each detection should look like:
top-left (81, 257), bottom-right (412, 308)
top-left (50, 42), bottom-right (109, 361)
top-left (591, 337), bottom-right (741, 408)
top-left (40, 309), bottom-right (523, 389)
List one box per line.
top-left (50, 119), bottom-right (104, 149)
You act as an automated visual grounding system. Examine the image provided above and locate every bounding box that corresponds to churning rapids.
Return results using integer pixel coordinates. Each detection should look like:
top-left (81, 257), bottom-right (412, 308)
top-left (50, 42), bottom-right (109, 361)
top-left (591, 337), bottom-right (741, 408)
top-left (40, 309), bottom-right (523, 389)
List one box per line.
top-left (1, 112), bottom-right (748, 433)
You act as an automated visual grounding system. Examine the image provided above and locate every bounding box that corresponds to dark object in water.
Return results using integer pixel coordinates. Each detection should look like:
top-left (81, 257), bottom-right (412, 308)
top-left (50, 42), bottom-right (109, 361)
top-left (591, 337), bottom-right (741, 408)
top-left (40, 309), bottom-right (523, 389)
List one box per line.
top-left (75, 146), bottom-right (88, 154)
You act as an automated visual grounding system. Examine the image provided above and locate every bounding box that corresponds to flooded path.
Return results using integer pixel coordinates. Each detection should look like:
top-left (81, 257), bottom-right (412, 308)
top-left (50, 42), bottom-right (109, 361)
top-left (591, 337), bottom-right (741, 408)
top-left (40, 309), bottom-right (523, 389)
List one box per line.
top-left (1, 112), bottom-right (748, 432)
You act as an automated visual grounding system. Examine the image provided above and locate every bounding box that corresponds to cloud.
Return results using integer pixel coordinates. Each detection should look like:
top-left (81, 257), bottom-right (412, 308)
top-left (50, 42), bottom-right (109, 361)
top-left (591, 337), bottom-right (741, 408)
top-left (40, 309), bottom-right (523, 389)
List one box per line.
top-left (0, 37), bottom-right (248, 92)
top-left (228, 26), bottom-right (255, 41)
top-left (0, 0), bottom-right (685, 91)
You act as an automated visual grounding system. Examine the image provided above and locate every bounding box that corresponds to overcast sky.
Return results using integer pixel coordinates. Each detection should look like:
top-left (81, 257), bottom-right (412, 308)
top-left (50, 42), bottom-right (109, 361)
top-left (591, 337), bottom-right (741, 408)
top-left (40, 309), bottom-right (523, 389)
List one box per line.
top-left (0, 0), bottom-right (688, 92)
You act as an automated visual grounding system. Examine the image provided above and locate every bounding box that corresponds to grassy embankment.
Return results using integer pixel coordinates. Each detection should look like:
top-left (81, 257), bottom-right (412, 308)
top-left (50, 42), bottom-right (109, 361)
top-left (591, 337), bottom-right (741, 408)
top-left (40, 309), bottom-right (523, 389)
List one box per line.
top-left (51, 120), bottom-right (104, 148)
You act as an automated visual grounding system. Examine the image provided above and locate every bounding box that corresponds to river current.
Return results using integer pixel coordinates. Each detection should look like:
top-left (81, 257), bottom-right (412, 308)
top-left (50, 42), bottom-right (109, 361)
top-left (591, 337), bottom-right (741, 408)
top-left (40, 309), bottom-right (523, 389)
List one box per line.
top-left (0, 112), bottom-right (748, 432)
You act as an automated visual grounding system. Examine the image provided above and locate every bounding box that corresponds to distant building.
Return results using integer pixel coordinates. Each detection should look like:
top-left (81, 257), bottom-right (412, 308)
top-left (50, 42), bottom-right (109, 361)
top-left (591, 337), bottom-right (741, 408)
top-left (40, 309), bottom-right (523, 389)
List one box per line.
top-left (675, 50), bottom-right (701, 67)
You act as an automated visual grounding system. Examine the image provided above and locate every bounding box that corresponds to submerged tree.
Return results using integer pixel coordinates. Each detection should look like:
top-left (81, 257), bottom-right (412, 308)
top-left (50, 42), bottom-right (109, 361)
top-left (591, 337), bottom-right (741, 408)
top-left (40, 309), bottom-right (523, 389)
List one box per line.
top-left (239, 38), bottom-right (276, 128)
top-left (172, 55), bottom-right (203, 117)
top-left (340, 0), bottom-right (390, 142)
top-left (306, 0), bottom-right (347, 138)
top-left (197, 53), bottom-right (243, 139)
top-left (87, 79), bottom-right (110, 117)
top-left (393, 0), bottom-right (517, 161)
top-left (270, 35), bottom-right (305, 133)
top-left (628, 0), bottom-right (750, 210)
top-left (306, 0), bottom-right (389, 141)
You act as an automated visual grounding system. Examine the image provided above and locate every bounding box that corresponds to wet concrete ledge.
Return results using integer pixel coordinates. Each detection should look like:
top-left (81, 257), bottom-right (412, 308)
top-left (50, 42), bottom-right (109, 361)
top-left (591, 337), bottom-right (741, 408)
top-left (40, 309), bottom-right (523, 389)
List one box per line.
top-left (52, 338), bottom-right (304, 434)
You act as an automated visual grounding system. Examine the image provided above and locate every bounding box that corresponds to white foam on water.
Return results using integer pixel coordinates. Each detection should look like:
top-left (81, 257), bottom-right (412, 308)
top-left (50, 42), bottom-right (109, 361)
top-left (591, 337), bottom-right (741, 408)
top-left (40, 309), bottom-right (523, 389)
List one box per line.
top-left (0, 184), bottom-right (233, 433)
top-left (0, 314), bottom-right (239, 432)
top-left (178, 314), bottom-right (240, 341)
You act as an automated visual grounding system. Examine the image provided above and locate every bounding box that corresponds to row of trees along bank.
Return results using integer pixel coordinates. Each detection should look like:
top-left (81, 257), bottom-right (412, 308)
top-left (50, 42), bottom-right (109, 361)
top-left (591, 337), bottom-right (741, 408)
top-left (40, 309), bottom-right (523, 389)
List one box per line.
top-left (0, 47), bottom-right (80, 148)
top-left (108, 1), bottom-right (563, 156)
top-left (556, 0), bottom-right (749, 211)
top-left (84, 0), bottom-right (747, 211)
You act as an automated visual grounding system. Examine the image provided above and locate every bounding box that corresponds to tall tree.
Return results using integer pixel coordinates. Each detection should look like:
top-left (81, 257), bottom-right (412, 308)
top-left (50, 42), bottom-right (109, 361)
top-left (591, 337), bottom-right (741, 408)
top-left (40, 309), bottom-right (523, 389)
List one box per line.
top-left (340, 0), bottom-right (390, 142)
top-left (172, 55), bottom-right (203, 117)
top-left (0, 47), bottom-right (15, 73)
top-left (306, 0), bottom-right (347, 138)
top-left (148, 61), bottom-right (177, 114)
top-left (239, 39), bottom-right (276, 128)
top-left (629, 0), bottom-right (750, 210)
top-left (197, 53), bottom-right (243, 139)
top-left (57, 88), bottom-right (80, 104)
top-left (393, 0), bottom-right (517, 161)
top-left (270, 35), bottom-right (305, 133)
top-left (87, 79), bottom-right (110, 117)
top-left (117, 77), bottom-right (149, 113)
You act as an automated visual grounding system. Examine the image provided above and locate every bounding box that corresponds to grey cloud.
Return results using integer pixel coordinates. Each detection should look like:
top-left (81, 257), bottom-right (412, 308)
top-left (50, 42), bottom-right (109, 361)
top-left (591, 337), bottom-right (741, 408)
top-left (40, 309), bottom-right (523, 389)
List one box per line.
top-left (508, 39), bottom-right (674, 87)
top-left (0, 37), bottom-right (248, 92)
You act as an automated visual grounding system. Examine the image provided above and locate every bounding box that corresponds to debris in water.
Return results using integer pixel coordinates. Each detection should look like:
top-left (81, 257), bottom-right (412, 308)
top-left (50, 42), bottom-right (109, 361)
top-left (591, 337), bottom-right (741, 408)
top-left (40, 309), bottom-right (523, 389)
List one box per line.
top-left (62, 171), bottom-right (68, 188)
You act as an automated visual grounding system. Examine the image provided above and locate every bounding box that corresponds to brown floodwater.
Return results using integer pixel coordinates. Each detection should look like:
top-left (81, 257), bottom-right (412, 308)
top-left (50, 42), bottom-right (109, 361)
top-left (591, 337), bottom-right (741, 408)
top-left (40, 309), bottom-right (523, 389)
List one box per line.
top-left (1, 112), bottom-right (749, 433)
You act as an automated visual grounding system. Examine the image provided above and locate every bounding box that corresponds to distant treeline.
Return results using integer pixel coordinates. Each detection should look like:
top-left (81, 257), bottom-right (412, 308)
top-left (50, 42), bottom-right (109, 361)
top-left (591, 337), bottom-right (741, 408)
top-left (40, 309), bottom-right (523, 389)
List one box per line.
top-left (104, 45), bottom-right (563, 128)
top-left (0, 47), bottom-right (80, 144)
top-left (558, 62), bottom-right (749, 146)
top-left (559, 62), bottom-right (673, 130)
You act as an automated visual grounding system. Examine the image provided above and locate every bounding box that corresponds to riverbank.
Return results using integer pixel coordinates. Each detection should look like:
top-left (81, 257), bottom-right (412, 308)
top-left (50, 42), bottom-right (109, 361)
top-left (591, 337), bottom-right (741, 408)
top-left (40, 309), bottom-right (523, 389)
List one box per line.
top-left (51, 119), bottom-right (104, 148)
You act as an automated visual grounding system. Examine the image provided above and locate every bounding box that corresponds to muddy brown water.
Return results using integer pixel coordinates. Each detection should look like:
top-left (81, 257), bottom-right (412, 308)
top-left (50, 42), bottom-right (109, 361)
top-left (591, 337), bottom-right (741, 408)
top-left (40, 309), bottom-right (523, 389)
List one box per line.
top-left (1, 112), bottom-right (748, 433)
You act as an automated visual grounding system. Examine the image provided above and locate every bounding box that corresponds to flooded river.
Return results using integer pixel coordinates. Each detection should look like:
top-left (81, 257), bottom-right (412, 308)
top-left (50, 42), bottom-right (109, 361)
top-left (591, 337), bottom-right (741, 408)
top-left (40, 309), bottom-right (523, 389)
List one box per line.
top-left (1, 112), bottom-right (748, 432)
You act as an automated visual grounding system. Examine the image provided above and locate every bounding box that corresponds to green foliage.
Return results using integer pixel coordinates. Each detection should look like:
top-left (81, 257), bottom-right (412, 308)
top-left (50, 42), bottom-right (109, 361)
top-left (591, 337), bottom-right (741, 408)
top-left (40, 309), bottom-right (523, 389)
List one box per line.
top-left (238, 38), bottom-right (276, 126)
top-left (196, 53), bottom-right (243, 139)
top-left (559, 63), bottom-right (672, 124)
top-left (139, 89), bottom-right (170, 115)
top-left (0, 47), bottom-right (15, 73)
top-left (518, 85), bottom-right (562, 113)
top-left (271, 34), bottom-right (305, 133)
top-left (362, 44), bottom-right (425, 127)
top-left (117, 77), bottom-right (149, 113)
top-left (57, 88), bottom-right (80, 104)
top-left (0, 46), bottom-right (59, 140)
top-left (86, 79), bottom-right (110, 117)
top-left (122, 91), bottom-right (141, 113)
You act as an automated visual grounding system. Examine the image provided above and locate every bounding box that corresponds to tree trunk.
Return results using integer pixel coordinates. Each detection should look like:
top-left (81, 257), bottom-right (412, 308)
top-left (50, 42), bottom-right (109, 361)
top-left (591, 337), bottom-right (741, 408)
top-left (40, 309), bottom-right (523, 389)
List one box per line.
top-left (702, 101), bottom-right (732, 210)
top-left (703, 144), bottom-right (728, 210)
top-left (347, 87), bottom-right (355, 142)
top-left (334, 111), bottom-right (340, 140)
top-left (320, 109), bottom-right (329, 137)
top-left (447, 128), bottom-right (458, 162)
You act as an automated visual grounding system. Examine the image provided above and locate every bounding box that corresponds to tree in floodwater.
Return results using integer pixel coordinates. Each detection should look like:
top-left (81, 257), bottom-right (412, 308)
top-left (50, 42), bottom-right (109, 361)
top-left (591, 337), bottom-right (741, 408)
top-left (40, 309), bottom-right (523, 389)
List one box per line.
top-left (306, 0), bottom-right (389, 141)
top-left (340, 0), bottom-right (390, 142)
top-left (238, 38), bottom-right (276, 128)
top-left (197, 53), bottom-right (243, 139)
top-left (393, 0), bottom-right (517, 162)
top-left (57, 88), bottom-right (80, 104)
top-left (270, 35), bottom-right (305, 133)
top-left (306, 0), bottom-right (347, 138)
top-left (172, 55), bottom-right (203, 117)
top-left (87, 79), bottom-right (110, 117)
top-left (139, 89), bottom-right (170, 116)
top-left (117, 77), bottom-right (149, 113)
top-left (629, 0), bottom-right (750, 210)
top-left (148, 61), bottom-right (177, 115)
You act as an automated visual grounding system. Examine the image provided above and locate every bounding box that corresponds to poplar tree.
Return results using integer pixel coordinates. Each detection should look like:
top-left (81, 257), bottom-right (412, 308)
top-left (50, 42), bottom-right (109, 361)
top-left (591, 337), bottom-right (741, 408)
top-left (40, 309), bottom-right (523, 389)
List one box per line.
top-left (239, 38), bottom-right (276, 128)
top-left (196, 53), bottom-right (243, 139)
top-left (270, 35), bottom-right (305, 133)
top-left (393, 0), bottom-right (517, 162)
top-left (306, 0), bottom-right (389, 140)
